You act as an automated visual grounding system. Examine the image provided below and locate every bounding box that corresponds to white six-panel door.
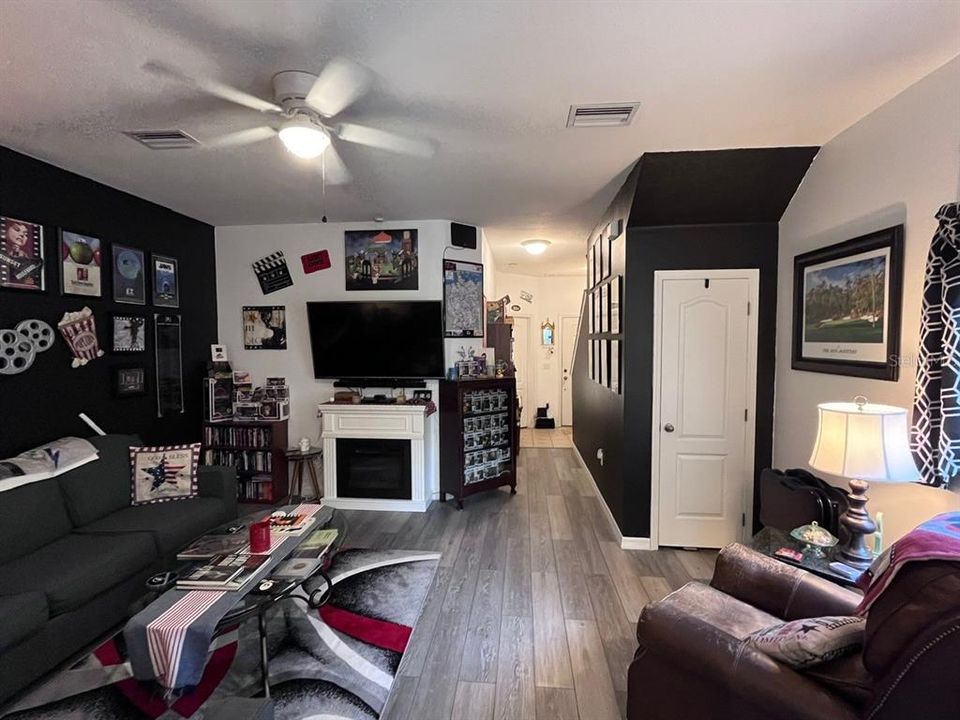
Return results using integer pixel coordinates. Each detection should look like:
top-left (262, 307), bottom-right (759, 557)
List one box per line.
top-left (653, 270), bottom-right (758, 549)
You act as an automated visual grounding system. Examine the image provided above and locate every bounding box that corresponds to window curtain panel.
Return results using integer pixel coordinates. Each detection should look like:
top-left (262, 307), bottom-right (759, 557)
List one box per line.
top-left (912, 202), bottom-right (960, 489)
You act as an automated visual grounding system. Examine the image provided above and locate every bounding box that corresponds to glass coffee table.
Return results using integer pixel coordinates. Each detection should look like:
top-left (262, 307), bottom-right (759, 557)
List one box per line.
top-left (144, 504), bottom-right (347, 697)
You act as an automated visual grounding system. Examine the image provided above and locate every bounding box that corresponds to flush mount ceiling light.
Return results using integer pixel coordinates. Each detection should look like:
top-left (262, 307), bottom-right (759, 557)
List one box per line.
top-left (522, 239), bottom-right (551, 256)
top-left (278, 116), bottom-right (331, 159)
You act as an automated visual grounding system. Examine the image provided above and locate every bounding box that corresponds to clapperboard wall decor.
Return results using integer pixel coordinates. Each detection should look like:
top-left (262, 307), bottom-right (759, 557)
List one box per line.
top-left (252, 251), bottom-right (294, 295)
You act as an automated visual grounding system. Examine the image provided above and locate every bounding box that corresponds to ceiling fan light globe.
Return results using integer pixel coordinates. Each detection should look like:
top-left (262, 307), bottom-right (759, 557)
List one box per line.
top-left (278, 121), bottom-right (330, 159)
top-left (522, 239), bottom-right (550, 255)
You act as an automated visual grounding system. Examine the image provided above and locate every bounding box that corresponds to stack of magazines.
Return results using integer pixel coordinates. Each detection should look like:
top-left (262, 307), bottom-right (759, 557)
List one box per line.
top-left (177, 530), bottom-right (249, 560)
top-left (177, 553), bottom-right (268, 591)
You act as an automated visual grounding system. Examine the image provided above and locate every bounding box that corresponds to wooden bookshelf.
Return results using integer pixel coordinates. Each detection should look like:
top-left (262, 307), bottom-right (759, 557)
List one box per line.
top-left (202, 419), bottom-right (289, 504)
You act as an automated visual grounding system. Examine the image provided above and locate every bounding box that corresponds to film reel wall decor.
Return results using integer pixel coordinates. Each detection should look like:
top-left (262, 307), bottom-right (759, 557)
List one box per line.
top-left (0, 318), bottom-right (55, 375)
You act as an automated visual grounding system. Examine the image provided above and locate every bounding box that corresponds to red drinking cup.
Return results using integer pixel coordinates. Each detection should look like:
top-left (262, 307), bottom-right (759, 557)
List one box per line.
top-left (249, 520), bottom-right (271, 554)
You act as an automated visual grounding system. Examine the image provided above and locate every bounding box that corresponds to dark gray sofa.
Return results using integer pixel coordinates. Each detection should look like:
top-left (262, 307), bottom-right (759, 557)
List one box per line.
top-left (0, 434), bottom-right (237, 704)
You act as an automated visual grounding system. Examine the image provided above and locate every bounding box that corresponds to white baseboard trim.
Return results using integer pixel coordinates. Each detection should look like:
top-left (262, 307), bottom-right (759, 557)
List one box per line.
top-left (323, 497), bottom-right (429, 513)
top-left (569, 443), bottom-right (651, 551)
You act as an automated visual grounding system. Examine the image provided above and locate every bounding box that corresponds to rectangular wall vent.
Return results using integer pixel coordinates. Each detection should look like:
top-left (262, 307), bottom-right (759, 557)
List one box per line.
top-left (566, 103), bottom-right (640, 128)
top-left (123, 129), bottom-right (199, 150)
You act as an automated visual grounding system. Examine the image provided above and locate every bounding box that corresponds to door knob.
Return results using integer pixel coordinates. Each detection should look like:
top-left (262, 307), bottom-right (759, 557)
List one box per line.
top-left (663, 423), bottom-right (675, 432)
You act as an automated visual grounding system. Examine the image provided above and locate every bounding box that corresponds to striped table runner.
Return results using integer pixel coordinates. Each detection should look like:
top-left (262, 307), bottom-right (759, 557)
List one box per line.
top-left (126, 504), bottom-right (324, 690)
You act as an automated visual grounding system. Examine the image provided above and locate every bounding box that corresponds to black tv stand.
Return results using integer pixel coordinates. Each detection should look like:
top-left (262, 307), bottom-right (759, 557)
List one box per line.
top-left (333, 378), bottom-right (428, 389)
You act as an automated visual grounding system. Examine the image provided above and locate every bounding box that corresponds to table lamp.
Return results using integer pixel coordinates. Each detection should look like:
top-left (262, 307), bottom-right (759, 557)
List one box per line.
top-left (808, 396), bottom-right (919, 569)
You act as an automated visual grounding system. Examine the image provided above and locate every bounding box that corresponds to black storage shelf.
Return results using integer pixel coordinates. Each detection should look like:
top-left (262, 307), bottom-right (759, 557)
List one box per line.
top-left (440, 377), bottom-right (518, 508)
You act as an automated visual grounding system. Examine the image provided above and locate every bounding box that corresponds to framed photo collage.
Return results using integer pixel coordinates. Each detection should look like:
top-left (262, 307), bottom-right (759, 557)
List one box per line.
top-left (586, 219), bottom-right (623, 394)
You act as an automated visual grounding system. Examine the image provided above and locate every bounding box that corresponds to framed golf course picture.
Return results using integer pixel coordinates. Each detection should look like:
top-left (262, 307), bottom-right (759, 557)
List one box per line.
top-left (792, 225), bottom-right (903, 381)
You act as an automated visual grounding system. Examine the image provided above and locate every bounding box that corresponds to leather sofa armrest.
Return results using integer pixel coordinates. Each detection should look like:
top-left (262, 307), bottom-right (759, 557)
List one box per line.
top-left (710, 543), bottom-right (860, 619)
top-left (636, 598), bottom-right (859, 720)
top-left (198, 465), bottom-right (238, 520)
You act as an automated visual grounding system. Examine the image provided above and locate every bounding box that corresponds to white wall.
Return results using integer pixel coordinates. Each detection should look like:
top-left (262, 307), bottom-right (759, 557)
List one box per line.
top-left (215, 219), bottom-right (485, 503)
top-left (493, 271), bottom-right (585, 419)
top-left (775, 57), bottom-right (960, 546)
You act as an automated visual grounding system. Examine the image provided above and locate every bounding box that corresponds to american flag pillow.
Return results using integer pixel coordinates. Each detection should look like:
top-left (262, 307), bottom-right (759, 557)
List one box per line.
top-left (129, 443), bottom-right (200, 506)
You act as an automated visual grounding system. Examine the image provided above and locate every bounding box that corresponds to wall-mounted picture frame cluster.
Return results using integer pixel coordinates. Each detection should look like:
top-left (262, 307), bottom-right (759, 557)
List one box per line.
top-left (587, 219), bottom-right (622, 289)
top-left (587, 268), bottom-right (623, 394)
top-left (0, 214), bottom-right (180, 309)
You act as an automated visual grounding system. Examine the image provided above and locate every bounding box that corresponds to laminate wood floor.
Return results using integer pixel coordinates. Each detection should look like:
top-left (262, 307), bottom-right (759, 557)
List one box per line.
top-left (340, 448), bottom-right (718, 720)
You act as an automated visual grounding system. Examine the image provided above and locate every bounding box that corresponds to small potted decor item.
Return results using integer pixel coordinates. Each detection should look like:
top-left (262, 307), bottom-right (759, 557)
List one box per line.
top-left (299, 437), bottom-right (311, 453)
top-left (57, 307), bottom-right (105, 367)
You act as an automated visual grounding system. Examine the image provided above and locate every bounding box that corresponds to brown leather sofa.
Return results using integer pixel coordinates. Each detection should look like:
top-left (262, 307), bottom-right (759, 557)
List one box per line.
top-left (627, 543), bottom-right (960, 720)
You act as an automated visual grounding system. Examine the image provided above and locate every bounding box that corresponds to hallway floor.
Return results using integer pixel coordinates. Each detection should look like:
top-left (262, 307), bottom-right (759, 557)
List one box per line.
top-left (340, 448), bottom-right (718, 720)
top-left (519, 426), bottom-right (573, 448)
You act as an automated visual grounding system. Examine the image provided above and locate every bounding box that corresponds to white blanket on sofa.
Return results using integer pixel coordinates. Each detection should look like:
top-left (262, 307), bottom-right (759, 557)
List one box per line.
top-left (0, 437), bottom-right (98, 492)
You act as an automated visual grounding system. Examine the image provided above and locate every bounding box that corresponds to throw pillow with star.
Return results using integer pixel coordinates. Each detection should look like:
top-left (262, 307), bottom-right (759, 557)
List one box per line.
top-left (129, 443), bottom-right (200, 506)
top-left (745, 615), bottom-right (866, 668)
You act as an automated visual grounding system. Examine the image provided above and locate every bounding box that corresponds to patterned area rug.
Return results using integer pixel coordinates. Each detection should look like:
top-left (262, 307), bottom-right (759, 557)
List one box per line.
top-left (3, 549), bottom-right (439, 720)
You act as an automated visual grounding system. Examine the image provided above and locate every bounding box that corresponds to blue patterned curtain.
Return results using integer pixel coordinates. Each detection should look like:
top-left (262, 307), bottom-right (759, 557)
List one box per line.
top-left (912, 202), bottom-right (960, 489)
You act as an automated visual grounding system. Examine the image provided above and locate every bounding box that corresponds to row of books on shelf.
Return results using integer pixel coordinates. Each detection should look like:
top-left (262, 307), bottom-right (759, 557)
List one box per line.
top-left (238, 476), bottom-right (276, 502)
top-left (203, 449), bottom-right (273, 472)
top-left (204, 425), bottom-right (273, 448)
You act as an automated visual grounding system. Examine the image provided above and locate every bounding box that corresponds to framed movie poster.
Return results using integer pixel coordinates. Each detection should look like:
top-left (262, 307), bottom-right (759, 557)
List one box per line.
top-left (60, 230), bottom-right (101, 297)
top-left (152, 254), bottom-right (179, 307)
top-left (443, 260), bottom-right (484, 337)
top-left (114, 366), bottom-right (147, 397)
top-left (112, 315), bottom-right (146, 353)
top-left (112, 244), bottom-right (146, 305)
top-left (0, 216), bottom-right (44, 291)
top-left (592, 288), bottom-right (601, 334)
top-left (345, 229), bottom-right (418, 290)
top-left (155, 314), bottom-right (184, 417)
top-left (242, 306), bottom-right (287, 349)
top-left (792, 225), bottom-right (903, 381)
top-left (599, 339), bottom-right (607, 387)
top-left (591, 242), bottom-right (599, 287)
top-left (587, 246), bottom-right (594, 289)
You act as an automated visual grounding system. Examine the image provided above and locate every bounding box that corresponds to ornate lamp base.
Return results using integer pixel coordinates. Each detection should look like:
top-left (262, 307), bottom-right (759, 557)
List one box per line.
top-left (838, 477), bottom-right (877, 570)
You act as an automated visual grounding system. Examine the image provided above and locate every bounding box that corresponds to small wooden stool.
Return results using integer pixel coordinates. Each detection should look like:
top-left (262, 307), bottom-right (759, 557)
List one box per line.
top-left (285, 447), bottom-right (323, 501)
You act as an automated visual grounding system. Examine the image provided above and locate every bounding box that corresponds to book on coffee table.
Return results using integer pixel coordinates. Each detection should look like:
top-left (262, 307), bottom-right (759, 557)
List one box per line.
top-left (178, 553), bottom-right (269, 591)
top-left (177, 532), bottom-right (249, 560)
top-left (271, 528), bottom-right (339, 580)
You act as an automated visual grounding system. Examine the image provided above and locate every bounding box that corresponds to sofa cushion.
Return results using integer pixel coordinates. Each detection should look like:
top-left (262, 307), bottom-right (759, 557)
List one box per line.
top-left (57, 434), bottom-right (141, 526)
top-left (74, 497), bottom-right (227, 556)
top-left (0, 478), bottom-right (73, 565)
top-left (0, 532), bottom-right (156, 616)
top-left (0, 591), bottom-right (48, 652)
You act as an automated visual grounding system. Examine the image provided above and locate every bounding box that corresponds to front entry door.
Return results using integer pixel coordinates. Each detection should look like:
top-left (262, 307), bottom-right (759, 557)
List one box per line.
top-left (655, 271), bottom-right (757, 548)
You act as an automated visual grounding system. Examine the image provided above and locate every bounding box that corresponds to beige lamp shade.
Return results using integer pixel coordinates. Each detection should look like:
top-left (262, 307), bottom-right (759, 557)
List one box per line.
top-left (809, 400), bottom-right (920, 482)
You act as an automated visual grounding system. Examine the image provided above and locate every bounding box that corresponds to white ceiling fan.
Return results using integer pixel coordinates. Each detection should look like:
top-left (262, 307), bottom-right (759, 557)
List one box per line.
top-left (142, 58), bottom-right (435, 184)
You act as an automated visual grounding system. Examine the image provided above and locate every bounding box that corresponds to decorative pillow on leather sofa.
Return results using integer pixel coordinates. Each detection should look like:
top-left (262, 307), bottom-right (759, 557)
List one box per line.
top-left (746, 615), bottom-right (866, 668)
top-left (130, 443), bottom-right (200, 506)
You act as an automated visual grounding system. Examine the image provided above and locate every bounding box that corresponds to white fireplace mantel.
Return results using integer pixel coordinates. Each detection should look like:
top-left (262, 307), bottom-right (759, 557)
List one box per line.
top-left (319, 403), bottom-right (435, 512)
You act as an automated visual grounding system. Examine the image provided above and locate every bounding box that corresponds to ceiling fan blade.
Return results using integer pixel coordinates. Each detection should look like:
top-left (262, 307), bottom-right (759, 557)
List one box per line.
top-left (204, 126), bottom-right (277, 148)
top-left (319, 144), bottom-right (352, 185)
top-left (142, 61), bottom-right (282, 114)
top-left (335, 123), bottom-right (435, 158)
top-left (305, 57), bottom-right (372, 118)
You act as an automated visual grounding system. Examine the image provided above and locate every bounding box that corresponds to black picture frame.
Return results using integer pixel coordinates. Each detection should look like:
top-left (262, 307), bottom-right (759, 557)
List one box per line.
top-left (792, 225), bottom-right (903, 381)
top-left (112, 314), bottom-right (147, 353)
top-left (112, 244), bottom-right (146, 305)
top-left (151, 254), bottom-right (179, 308)
top-left (0, 215), bottom-right (45, 292)
top-left (114, 366), bottom-right (147, 397)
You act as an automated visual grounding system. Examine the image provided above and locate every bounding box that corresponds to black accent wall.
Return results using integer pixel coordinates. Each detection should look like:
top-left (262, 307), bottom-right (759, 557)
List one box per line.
top-left (621, 224), bottom-right (778, 537)
top-left (573, 148), bottom-right (816, 540)
top-left (0, 147), bottom-right (217, 455)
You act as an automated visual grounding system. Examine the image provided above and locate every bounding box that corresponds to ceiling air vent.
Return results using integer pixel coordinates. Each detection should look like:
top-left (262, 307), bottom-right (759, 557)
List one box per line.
top-left (566, 103), bottom-right (640, 128)
top-left (123, 129), bottom-right (199, 150)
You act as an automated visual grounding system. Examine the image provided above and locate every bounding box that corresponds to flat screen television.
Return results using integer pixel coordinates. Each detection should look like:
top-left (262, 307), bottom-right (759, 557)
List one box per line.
top-left (306, 301), bottom-right (445, 379)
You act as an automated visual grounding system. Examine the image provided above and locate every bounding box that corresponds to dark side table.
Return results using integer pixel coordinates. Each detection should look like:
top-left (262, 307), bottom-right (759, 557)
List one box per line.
top-left (285, 446), bottom-right (323, 501)
top-left (751, 526), bottom-right (864, 590)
